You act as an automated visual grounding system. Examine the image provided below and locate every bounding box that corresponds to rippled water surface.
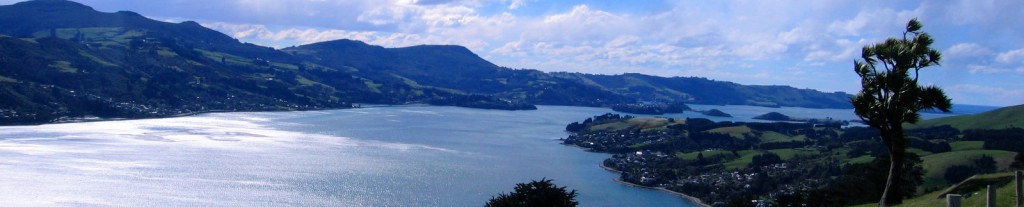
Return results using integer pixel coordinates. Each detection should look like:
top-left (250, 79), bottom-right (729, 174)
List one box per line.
top-left (0, 105), bottom-right (971, 206)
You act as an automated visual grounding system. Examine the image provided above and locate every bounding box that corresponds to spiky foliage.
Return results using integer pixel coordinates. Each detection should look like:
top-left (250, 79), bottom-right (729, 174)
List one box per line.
top-left (852, 18), bottom-right (952, 206)
top-left (485, 178), bottom-right (578, 207)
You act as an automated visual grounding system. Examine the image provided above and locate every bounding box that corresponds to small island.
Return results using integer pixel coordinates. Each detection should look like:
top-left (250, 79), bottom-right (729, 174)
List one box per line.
top-left (752, 112), bottom-right (791, 121)
top-left (699, 109), bottom-right (732, 117)
top-left (753, 112), bottom-right (848, 126)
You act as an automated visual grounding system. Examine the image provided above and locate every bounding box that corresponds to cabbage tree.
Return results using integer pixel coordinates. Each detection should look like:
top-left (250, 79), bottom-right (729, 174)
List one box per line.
top-left (852, 18), bottom-right (952, 206)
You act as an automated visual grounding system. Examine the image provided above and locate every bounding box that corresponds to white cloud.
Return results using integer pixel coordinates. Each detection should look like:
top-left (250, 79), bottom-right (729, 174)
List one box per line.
top-left (532, 5), bottom-right (633, 41)
top-left (506, 0), bottom-right (528, 10)
top-left (939, 0), bottom-right (1024, 27)
top-left (966, 65), bottom-right (1023, 75)
top-left (204, 22), bottom-right (433, 48)
top-left (351, 0), bottom-right (489, 30)
top-left (175, 0), bottom-right (1024, 105)
top-left (995, 48), bottom-right (1024, 64)
top-left (940, 46), bottom-right (1024, 78)
top-left (825, 5), bottom-right (919, 36)
top-left (357, 5), bottom-right (417, 26)
top-left (946, 43), bottom-right (992, 58)
top-left (949, 84), bottom-right (1024, 106)
top-left (183, 1), bottom-right (909, 79)
top-left (604, 35), bottom-right (639, 48)
top-left (804, 38), bottom-right (872, 62)
top-left (734, 41), bottom-right (787, 60)
top-left (420, 5), bottom-right (478, 27)
top-left (826, 11), bottom-right (875, 36)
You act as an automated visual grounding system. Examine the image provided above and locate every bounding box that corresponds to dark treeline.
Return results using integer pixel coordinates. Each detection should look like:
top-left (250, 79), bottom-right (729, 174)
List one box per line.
top-left (965, 128), bottom-right (1024, 152)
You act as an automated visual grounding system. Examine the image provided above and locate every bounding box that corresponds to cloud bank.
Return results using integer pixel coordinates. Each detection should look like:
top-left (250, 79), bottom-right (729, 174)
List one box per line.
top-left (3, 0), bottom-right (1022, 106)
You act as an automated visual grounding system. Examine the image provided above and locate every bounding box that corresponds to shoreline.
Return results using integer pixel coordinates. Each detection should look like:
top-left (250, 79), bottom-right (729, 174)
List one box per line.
top-left (561, 142), bottom-right (711, 207)
top-left (2, 104), bottom-right (407, 127)
top-left (4, 102), bottom-right (878, 127)
top-left (2, 102), bottom-right (536, 127)
top-left (34, 108), bottom-right (331, 126)
top-left (598, 163), bottom-right (711, 207)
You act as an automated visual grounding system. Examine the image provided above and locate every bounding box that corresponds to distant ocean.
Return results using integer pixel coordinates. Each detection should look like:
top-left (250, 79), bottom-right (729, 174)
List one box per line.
top-left (926, 104), bottom-right (1001, 115)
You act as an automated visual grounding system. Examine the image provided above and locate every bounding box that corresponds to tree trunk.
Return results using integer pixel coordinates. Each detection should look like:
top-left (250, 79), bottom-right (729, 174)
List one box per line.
top-left (880, 153), bottom-right (904, 206)
top-left (879, 129), bottom-right (906, 206)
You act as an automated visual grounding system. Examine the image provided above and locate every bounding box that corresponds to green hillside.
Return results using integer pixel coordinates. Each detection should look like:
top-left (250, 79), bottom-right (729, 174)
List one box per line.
top-left (282, 39), bottom-right (632, 107)
top-left (852, 172), bottom-right (1021, 207)
top-left (919, 150), bottom-right (1016, 190)
top-left (0, 0), bottom-right (862, 125)
top-left (912, 104), bottom-right (1024, 130)
top-left (552, 72), bottom-right (853, 108)
top-left (565, 112), bottom-right (1024, 205)
top-left (0, 0), bottom-right (537, 125)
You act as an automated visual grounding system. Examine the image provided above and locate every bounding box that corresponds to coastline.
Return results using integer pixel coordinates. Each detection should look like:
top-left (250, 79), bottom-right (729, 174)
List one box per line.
top-left (38, 109), bottom-right (316, 126)
top-left (1, 103), bottom-right (530, 127)
top-left (598, 163), bottom-right (712, 207)
top-left (3, 104), bottom-right (403, 127)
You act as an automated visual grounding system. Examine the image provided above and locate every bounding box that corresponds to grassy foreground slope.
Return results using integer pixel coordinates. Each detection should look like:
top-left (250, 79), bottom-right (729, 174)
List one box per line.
top-left (919, 150), bottom-right (1017, 190)
top-left (853, 172), bottom-right (1020, 207)
top-left (912, 104), bottom-right (1024, 130)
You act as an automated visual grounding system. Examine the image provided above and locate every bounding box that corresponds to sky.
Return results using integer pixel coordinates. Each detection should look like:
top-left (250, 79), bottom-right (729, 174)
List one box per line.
top-left (4, 0), bottom-right (1023, 106)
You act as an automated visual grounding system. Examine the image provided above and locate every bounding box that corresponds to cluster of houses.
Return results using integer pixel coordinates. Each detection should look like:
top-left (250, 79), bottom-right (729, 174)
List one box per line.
top-left (0, 109), bottom-right (34, 119)
top-left (601, 146), bottom-right (821, 205)
top-left (562, 114), bottom-right (844, 205)
top-left (563, 129), bottom-right (671, 152)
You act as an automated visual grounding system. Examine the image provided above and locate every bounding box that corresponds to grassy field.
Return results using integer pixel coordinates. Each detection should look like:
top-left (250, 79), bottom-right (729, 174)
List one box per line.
top-left (713, 148), bottom-right (821, 170)
top-left (722, 150), bottom-right (761, 169)
top-left (197, 49), bottom-right (257, 66)
top-left (676, 150), bottom-right (736, 160)
top-left (588, 117), bottom-right (677, 132)
top-left (78, 51), bottom-right (118, 67)
top-left (906, 148), bottom-right (934, 157)
top-left (48, 61), bottom-right (77, 73)
top-left (851, 172), bottom-right (1021, 207)
top-left (759, 131), bottom-right (807, 143)
top-left (676, 148), bottom-right (819, 169)
top-left (950, 141), bottom-right (985, 151)
top-left (846, 155), bottom-right (875, 165)
top-left (768, 148), bottom-right (819, 160)
top-left (920, 150), bottom-right (1017, 190)
top-left (707, 125), bottom-right (752, 139)
top-left (674, 149), bottom-right (757, 169)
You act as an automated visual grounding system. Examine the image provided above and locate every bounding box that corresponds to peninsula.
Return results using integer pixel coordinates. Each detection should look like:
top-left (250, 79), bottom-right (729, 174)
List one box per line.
top-left (561, 110), bottom-right (1023, 206)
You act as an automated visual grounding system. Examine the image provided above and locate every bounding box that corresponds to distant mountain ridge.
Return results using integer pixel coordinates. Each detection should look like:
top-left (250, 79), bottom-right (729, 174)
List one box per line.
top-left (282, 39), bottom-right (632, 106)
top-left (0, 0), bottom-right (852, 125)
top-left (552, 72), bottom-right (852, 108)
top-left (0, 0), bottom-right (288, 61)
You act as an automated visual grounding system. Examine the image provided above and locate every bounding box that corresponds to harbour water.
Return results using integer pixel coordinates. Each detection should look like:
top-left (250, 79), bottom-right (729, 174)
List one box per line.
top-left (0, 104), bottom-right (983, 206)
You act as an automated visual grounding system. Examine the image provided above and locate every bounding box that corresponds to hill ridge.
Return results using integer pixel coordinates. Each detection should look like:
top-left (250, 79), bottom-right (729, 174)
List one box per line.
top-left (0, 0), bottom-right (856, 125)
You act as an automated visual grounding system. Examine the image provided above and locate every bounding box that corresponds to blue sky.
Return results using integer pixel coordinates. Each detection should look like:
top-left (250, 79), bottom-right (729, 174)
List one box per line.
top-left (5, 0), bottom-right (1022, 106)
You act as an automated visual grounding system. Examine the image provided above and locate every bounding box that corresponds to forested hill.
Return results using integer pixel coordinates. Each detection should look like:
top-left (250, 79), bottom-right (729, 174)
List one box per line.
top-left (552, 72), bottom-right (852, 108)
top-left (281, 39), bottom-right (631, 106)
top-left (284, 40), bottom-right (852, 108)
top-left (0, 0), bottom-right (851, 125)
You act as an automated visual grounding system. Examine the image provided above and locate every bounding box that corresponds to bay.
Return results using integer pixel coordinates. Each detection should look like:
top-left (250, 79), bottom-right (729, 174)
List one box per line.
top-left (0, 104), bottom-right (977, 206)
